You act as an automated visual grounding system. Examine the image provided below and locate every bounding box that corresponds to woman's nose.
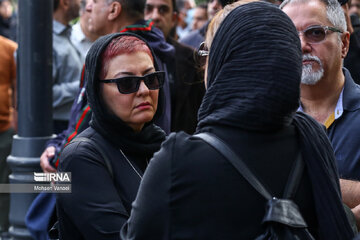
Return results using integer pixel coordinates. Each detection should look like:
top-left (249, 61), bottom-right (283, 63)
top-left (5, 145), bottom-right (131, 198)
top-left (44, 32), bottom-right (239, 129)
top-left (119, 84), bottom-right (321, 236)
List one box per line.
top-left (137, 80), bottom-right (150, 95)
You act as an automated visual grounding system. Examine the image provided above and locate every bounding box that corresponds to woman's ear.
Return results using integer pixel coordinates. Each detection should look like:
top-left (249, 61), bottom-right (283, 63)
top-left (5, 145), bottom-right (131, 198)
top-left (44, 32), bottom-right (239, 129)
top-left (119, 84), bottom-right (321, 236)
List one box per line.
top-left (108, 1), bottom-right (122, 21)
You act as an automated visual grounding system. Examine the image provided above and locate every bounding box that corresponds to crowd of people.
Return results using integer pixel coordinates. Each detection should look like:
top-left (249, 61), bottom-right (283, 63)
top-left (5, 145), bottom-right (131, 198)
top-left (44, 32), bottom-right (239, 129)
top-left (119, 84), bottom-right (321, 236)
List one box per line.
top-left (2, 0), bottom-right (360, 239)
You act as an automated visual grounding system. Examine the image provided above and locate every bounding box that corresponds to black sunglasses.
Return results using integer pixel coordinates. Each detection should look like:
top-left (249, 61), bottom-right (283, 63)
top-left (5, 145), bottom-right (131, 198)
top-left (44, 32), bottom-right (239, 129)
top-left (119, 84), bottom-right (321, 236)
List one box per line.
top-left (298, 25), bottom-right (343, 44)
top-left (99, 71), bottom-right (165, 94)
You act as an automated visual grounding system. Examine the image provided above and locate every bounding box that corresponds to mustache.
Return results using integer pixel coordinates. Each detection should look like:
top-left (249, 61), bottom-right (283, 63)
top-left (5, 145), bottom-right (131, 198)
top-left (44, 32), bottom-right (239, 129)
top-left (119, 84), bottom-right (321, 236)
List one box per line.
top-left (302, 54), bottom-right (322, 65)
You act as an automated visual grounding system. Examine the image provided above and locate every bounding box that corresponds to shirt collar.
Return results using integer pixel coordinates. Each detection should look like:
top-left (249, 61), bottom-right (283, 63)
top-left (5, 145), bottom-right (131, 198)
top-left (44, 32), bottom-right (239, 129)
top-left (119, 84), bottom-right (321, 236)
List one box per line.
top-left (53, 20), bottom-right (71, 36)
top-left (334, 89), bottom-right (344, 120)
top-left (72, 23), bottom-right (87, 42)
top-left (298, 87), bottom-right (344, 127)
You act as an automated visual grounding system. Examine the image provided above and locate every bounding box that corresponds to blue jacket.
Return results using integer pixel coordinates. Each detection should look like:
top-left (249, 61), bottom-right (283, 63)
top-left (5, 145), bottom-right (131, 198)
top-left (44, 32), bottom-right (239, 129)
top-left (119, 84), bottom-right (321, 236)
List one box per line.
top-left (327, 68), bottom-right (360, 180)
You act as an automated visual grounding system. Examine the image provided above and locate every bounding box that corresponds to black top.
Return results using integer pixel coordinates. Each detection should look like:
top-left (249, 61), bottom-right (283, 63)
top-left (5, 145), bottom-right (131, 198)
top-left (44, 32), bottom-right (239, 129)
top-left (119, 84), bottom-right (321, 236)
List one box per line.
top-left (344, 29), bottom-right (360, 84)
top-left (168, 38), bottom-right (205, 134)
top-left (57, 127), bottom-right (146, 239)
top-left (120, 125), bottom-right (319, 239)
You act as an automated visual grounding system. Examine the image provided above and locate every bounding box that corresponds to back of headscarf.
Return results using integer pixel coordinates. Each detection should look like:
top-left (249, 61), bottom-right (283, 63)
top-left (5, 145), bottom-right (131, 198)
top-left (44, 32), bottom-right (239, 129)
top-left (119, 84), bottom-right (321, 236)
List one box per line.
top-left (197, 2), bottom-right (354, 239)
top-left (197, 2), bottom-right (301, 132)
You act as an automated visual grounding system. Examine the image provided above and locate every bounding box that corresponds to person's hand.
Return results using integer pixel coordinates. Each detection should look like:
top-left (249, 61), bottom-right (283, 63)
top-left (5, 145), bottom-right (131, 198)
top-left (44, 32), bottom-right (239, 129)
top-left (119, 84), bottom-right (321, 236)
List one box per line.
top-left (40, 146), bottom-right (57, 173)
top-left (352, 204), bottom-right (360, 231)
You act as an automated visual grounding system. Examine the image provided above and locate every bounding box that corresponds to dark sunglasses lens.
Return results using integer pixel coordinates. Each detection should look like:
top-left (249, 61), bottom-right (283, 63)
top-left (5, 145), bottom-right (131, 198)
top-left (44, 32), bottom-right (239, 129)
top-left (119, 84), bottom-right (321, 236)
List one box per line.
top-left (115, 72), bottom-right (164, 94)
top-left (146, 74), bottom-right (160, 89)
top-left (305, 27), bottom-right (326, 43)
top-left (117, 78), bottom-right (138, 94)
top-left (145, 72), bottom-right (164, 90)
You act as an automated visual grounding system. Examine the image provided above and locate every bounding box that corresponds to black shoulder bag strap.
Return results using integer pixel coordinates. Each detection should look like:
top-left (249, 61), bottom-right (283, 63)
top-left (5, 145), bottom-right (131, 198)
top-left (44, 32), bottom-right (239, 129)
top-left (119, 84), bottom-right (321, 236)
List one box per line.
top-left (194, 132), bottom-right (304, 200)
top-left (194, 132), bottom-right (314, 239)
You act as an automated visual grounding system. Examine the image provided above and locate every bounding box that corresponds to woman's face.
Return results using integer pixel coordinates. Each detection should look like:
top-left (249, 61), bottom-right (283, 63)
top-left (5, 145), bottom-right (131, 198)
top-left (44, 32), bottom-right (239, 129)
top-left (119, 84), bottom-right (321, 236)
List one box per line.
top-left (101, 51), bottom-right (159, 132)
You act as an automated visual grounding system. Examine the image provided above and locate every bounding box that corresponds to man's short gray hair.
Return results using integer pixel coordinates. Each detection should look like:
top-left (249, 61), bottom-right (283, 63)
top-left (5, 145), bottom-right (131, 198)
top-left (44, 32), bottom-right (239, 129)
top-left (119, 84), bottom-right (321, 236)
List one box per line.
top-left (280, 0), bottom-right (347, 32)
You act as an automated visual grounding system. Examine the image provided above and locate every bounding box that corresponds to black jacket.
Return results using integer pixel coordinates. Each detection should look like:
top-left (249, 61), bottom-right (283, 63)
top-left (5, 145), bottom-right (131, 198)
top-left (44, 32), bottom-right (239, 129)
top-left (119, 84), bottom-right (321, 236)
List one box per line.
top-left (344, 29), bottom-right (360, 84)
top-left (168, 38), bottom-right (205, 134)
top-left (121, 125), bottom-right (320, 239)
top-left (57, 127), bottom-right (146, 239)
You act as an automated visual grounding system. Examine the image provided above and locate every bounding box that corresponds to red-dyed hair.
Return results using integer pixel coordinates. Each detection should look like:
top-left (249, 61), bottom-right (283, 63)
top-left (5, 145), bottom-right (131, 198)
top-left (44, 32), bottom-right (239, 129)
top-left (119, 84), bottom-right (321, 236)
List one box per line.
top-left (99, 36), bottom-right (154, 79)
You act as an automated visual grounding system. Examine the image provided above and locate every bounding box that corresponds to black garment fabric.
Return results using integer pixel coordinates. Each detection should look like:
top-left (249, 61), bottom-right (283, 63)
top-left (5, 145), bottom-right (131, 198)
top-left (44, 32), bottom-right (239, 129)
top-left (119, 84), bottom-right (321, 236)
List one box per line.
top-left (344, 14), bottom-right (360, 84)
top-left (167, 38), bottom-right (205, 134)
top-left (121, 125), bottom-right (316, 239)
top-left (344, 29), bottom-right (360, 84)
top-left (121, 2), bottom-right (354, 240)
top-left (57, 33), bottom-right (166, 240)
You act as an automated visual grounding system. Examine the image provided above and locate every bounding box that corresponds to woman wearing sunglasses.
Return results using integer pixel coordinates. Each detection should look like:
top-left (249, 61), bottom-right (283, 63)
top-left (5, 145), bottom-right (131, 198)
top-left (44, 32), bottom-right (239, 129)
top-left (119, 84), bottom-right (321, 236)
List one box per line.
top-left (56, 32), bottom-right (166, 239)
top-left (120, 2), bottom-right (354, 239)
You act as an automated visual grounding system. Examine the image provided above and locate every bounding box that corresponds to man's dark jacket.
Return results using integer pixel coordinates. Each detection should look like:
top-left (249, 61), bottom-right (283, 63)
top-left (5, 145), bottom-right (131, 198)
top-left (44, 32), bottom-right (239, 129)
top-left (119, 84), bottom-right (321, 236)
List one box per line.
top-left (168, 38), bottom-right (205, 134)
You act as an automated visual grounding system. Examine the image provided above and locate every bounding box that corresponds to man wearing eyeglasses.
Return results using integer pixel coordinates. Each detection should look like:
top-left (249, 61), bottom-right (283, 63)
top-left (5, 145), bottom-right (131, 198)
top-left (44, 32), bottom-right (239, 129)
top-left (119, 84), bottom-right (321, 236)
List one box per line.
top-left (281, 0), bottom-right (360, 230)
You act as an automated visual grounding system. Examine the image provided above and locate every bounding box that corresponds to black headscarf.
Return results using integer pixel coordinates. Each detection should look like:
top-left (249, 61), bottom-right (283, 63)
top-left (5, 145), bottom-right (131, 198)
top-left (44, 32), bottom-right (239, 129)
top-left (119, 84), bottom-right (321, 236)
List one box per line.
top-left (198, 2), bottom-right (301, 132)
top-left (85, 32), bottom-right (166, 158)
top-left (198, 2), bottom-right (354, 239)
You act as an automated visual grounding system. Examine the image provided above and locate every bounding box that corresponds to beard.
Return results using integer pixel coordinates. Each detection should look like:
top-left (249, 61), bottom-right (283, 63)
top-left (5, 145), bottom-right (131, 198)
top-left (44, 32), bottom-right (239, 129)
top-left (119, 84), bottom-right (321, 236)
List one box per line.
top-left (301, 54), bottom-right (324, 85)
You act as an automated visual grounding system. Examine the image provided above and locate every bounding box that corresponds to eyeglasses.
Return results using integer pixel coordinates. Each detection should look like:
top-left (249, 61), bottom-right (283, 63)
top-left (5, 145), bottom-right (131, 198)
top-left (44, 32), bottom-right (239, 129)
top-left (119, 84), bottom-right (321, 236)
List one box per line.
top-left (99, 71), bottom-right (165, 94)
top-left (194, 42), bottom-right (209, 67)
top-left (298, 25), bottom-right (343, 44)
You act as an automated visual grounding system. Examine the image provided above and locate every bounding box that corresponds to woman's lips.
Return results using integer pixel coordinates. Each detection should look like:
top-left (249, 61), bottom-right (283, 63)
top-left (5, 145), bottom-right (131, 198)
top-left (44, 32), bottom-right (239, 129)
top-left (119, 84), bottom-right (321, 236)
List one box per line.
top-left (136, 102), bottom-right (151, 109)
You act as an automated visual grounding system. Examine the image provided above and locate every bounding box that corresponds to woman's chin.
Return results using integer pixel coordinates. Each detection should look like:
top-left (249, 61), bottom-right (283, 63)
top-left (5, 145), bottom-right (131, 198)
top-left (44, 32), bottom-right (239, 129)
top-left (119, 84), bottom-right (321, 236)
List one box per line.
top-left (129, 114), bottom-right (156, 131)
